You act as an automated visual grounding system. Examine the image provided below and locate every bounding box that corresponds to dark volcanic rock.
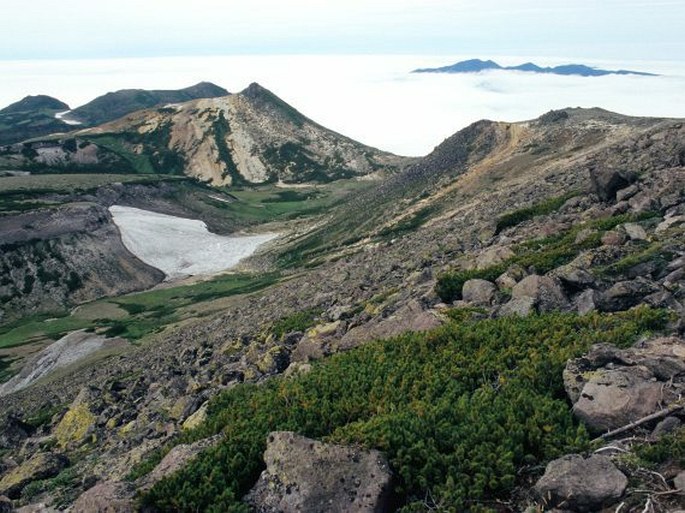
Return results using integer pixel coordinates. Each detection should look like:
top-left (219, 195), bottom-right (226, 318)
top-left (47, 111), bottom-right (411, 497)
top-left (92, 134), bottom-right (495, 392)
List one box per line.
top-left (244, 431), bottom-right (393, 513)
top-left (0, 452), bottom-right (68, 498)
top-left (589, 167), bottom-right (636, 202)
top-left (534, 454), bottom-right (627, 511)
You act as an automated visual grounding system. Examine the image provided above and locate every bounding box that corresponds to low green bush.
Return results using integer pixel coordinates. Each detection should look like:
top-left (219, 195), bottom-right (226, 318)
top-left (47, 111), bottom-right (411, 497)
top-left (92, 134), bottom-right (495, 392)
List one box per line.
top-left (495, 192), bottom-right (578, 234)
top-left (140, 307), bottom-right (667, 512)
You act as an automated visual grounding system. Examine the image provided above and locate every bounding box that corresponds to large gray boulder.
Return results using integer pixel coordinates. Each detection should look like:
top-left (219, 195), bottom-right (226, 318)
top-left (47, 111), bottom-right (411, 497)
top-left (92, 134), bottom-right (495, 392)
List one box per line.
top-left (512, 275), bottom-right (569, 313)
top-left (564, 337), bottom-right (685, 433)
top-left (462, 279), bottom-right (497, 306)
top-left (71, 481), bottom-right (135, 513)
top-left (534, 454), bottom-right (627, 511)
top-left (244, 431), bottom-right (393, 513)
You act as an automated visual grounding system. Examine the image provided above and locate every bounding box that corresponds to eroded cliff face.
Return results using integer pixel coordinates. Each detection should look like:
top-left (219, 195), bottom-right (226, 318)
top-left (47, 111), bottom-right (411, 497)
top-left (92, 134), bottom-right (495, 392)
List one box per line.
top-left (0, 203), bottom-right (164, 323)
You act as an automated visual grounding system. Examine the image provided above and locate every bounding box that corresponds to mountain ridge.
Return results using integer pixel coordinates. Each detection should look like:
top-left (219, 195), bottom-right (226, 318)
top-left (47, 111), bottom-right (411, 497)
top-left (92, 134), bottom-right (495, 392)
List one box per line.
top-left (413, 58), bottom-right (658, 77)
top-left (0, 82), bottom-right (409, 186)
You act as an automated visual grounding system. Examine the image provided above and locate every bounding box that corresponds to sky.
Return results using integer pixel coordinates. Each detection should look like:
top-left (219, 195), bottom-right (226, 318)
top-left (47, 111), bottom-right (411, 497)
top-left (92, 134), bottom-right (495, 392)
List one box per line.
top-left (2, 0), bottom-right (684, 61)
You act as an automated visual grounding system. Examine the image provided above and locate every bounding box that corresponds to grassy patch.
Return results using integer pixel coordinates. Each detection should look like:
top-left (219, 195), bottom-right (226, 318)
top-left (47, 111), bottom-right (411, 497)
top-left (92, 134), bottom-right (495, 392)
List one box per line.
top-left (495, 192), bottom-right (579, 234)
top-left (377, 205), bottom-right (437, 239)
top-left (140, 307), bottom-right (667, 512)
top-left (436, 211), bottom-right (661, 303)
top-left (271, 308), bottom-right (321, 339)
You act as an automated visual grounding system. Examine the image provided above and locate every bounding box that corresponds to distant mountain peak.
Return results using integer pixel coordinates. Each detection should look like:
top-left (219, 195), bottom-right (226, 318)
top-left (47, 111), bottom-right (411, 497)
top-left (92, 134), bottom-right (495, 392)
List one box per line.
top-left (412, 59), bottom-right (657, 77)
top-left (0, 95), bottom-right (69, 115)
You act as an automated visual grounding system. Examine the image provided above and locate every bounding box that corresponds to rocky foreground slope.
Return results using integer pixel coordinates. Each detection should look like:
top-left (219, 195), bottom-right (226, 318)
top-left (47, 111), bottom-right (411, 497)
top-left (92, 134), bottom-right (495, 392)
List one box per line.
top-left (0, 108), bottom-right (684, 511)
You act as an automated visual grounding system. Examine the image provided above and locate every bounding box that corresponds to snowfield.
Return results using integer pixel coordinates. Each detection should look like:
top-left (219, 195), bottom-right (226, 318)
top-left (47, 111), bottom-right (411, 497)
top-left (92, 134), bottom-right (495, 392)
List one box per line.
top-left (109, 205), bottom-right (278, 279)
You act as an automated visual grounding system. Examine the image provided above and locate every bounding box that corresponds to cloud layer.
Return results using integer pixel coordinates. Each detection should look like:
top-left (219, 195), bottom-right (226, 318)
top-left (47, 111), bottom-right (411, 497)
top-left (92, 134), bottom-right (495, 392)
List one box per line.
top-left (1, 55), bottom-right (684, 156)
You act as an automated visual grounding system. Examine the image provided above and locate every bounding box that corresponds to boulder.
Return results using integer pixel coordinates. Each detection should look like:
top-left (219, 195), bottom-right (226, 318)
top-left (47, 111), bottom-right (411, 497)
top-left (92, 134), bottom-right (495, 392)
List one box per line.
top-left (244, 431), bottom-right (393, 513)
top-left (553, 265), bottom-right (596, 293)
top-left (0, 452), bottom-right (67, 498)
top-left (601, 230), bottom-right (627, 246)
top-left (71, 481), bottom-right (135, 513)
top-left (572, 366), bottom-right (663, 433)
top-left (512, 275), bottom-right (569, 313)
top-left (338, 300), bottom-right (441, 351)
top-left (475, 246), bottom-right (515, 269)
top-left (623, 222), bottom-right (648, 241)
top-left (55, 387), bottom-right (98, 448)
top-left (534, 454), bottom-right (627, 511)
top-left (497, 297), bottom-right (536, 318)
top-left (575, 289), bottom-right (599, 316)
top-left (589, 167), bottom-right (635, 202)
top-left (674, 471), bottom-right (685, 493)
top-left (137, 435), bottom-right (221, 491)
top-left (462, 279), bottom-right (497, 306)
top-left (565, 337), bottom-right (685, 432)
top-left (598, 278), bottom-right (660, 312)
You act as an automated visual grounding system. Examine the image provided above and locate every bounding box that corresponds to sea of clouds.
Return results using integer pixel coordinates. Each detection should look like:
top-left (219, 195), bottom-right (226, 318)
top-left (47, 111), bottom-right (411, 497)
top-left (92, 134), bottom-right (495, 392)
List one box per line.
top-left (1, 55), bottom-right (684, 156)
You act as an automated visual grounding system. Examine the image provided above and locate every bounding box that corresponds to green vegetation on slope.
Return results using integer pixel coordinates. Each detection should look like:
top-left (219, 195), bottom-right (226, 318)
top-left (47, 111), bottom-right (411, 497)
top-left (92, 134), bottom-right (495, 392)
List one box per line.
top-left (494, 192), bottom-right (579, 234)
top-left (140, 307), bottom-right (668, 512)
top-left (0, 273), bottom-right (280, 348)
top-left (436, 211), bottom-right (660, 302)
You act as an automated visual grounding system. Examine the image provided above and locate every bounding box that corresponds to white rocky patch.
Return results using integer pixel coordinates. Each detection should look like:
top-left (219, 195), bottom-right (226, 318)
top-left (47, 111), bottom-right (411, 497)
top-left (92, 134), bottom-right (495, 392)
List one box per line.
top-left (54, 110), bottom-right (83, 125)
top-left (109, 205), bottom-right (277, 279)
top-left (0, 330), bottom-right (126, 396)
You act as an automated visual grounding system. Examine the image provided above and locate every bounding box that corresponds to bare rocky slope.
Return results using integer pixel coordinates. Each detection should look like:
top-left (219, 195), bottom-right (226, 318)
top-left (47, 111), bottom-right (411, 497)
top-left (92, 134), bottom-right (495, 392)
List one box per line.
top-left (1, 108), bottom-right (685, 511)
top-left (0, 83), bottom-right (407, 186)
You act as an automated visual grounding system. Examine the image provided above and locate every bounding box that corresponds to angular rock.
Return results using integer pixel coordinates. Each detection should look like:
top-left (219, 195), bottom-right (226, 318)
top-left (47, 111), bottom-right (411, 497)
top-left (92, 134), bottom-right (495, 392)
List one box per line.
top-left (244, 431), bottom-right (393, 513)
top-left (589, 167), bottom-right (635, 202)
top-left (553, 265), bottom-right (596, 293)
top-left (598, 278), bottom-right (660, 312)
top-left (651, 416), bottom-right (681, 440)
top-left (71, 481), bottom-right (135, 513)
top-left (622, 222), bottom-right (648, 241)
top-left (0, 452), bottom-right (68, 498)
top-left (475, 246), bottom-right (515, 269)
top-left (565, 337), bottom-right (685, 432)
top-left (674, 471), bottom-right (685, 493)
top-left (137, 435), bottom-right (221, 491)
top-left (575, 289), bottom-right (599, 316)
top-left (601, 230), bottom-right (627, 246)
top-left (497, 297), bottom-right (536, 318)
top-left (572, 366), bottom-right (663, 433)
top-left (0, 496), bottom-right (10, 513)
top-left (495, 265), bottom-right (526, 290)
top-left (512, 275), bottom-right (569, 313)
top-left (534, 454), bottom-right (627, 511)
top-left (462, 279), bottom-right (497, 306)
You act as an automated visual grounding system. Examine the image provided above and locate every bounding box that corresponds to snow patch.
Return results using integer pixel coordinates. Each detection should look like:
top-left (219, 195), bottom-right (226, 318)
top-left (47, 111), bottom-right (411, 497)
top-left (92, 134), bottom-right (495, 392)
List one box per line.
top-left (55, 110), bottom-right (83, 125)
top-left (109, 205), bottom-right (278, 279)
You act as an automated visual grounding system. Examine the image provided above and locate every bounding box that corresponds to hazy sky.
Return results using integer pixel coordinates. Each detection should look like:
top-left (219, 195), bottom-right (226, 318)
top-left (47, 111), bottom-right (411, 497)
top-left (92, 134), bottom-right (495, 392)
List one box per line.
top-left (3, 0), bottom-right (684, 61)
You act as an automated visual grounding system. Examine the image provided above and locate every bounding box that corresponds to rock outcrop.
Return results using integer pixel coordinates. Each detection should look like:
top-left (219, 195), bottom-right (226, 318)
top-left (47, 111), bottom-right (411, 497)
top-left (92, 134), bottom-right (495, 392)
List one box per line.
top-left (244, 431), bottom-right (393, 513)
top-left (534, 454), bottom-right (627, 511)
top-left (564, 337), bottom-right (685, 433)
